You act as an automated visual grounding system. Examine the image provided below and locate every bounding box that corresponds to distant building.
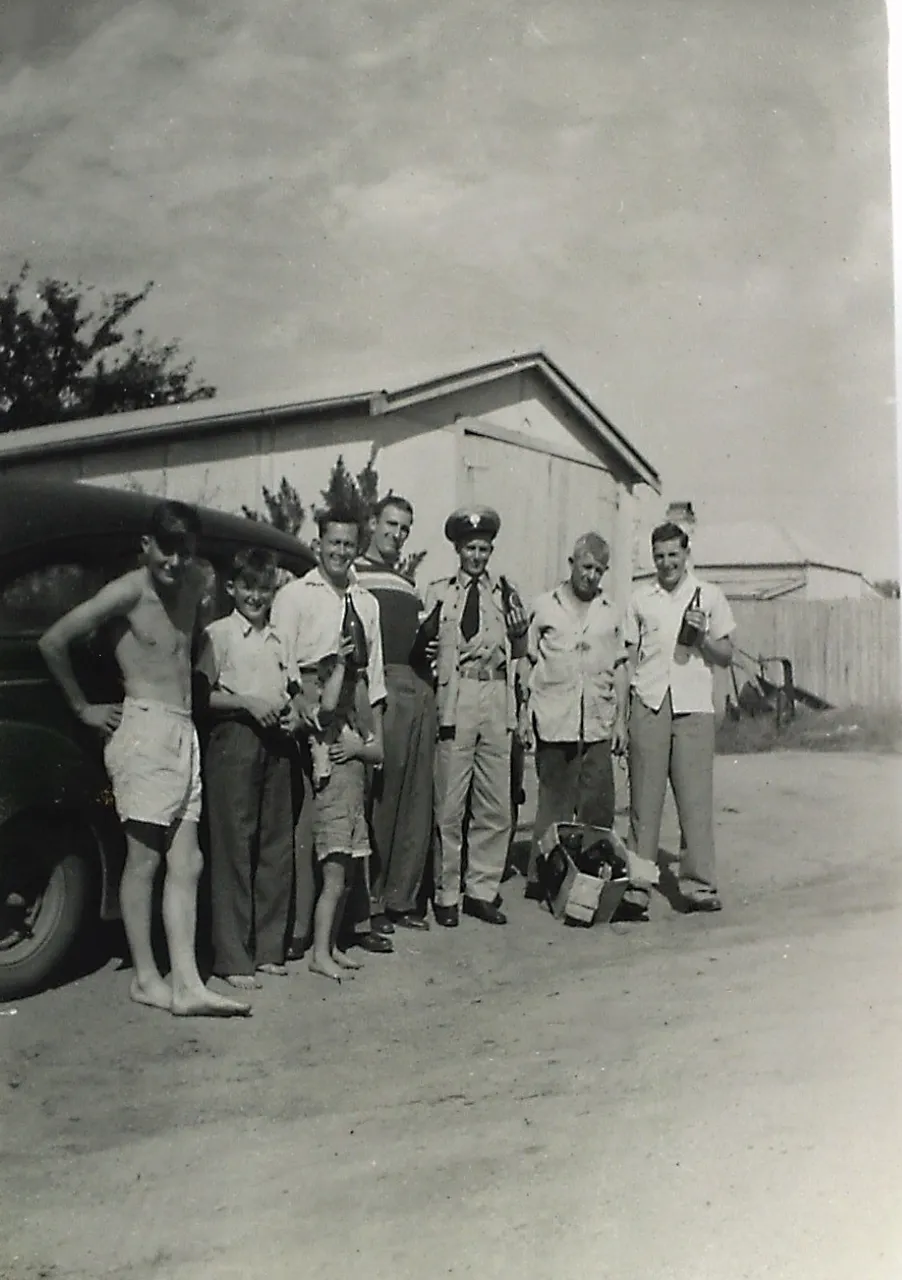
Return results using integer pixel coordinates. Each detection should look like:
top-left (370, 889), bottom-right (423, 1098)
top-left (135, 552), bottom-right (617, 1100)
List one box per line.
top-left (635, 502), bottom-right (879, 601)
top-left (0, 350), bottom-right (661, 610)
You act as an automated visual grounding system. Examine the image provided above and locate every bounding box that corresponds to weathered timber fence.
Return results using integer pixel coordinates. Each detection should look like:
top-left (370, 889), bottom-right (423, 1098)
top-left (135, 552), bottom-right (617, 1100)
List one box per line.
top-left (729, 599), bottom-right (901, 708)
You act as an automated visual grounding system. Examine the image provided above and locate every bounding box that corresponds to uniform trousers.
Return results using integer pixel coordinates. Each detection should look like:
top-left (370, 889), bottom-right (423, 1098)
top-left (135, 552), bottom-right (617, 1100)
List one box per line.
top-left (628, 692), bottom-right (717, 900)
top-left (433, 679), bottom-right (511, 907)
top-left (205, 720), bottom-right (295, 976)
top-left (369, 664), bottom-right (437, 916)
top-left (526, 737), bottom-right (615, 883)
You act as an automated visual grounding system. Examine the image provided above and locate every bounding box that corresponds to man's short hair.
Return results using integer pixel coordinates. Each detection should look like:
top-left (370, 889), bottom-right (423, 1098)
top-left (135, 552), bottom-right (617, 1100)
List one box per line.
top-left (572, 532), bottom-right (610, 564)
top-left (373, 493), bottom-right (414, 521)
top-left (229, 546), bottom-right (279, 587)
top-left (148, 499), bottom-right (201, 545)
top-left (651, 521), bottom-right (689, 549)
top-left (316, 503), bottom-right (366, 544)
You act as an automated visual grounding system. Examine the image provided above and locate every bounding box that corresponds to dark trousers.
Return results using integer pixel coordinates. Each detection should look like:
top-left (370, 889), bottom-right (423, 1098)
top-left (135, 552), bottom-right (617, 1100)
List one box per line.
top-left (369, 665), bottom-right (437, 916)
top-left (205, 721), bottom-right (295, 976)
top-left (527, 737), bottom-right (615, 883)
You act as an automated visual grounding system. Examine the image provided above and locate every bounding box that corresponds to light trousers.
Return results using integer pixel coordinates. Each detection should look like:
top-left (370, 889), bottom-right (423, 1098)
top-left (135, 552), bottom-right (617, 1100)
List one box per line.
top-left (628, 692), bottom-right (717, 899)
top-left (433, 680), bottom-right (512, 907)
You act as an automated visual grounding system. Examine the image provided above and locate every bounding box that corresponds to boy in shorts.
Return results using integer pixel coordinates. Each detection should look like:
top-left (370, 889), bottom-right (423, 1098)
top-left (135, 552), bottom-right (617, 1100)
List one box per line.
top-left (39, 500), bottom-right (251, 1017)
top-left (198, 548), bottom-right (300, 990)
top-left (305, 636), bottom-right (383, 981)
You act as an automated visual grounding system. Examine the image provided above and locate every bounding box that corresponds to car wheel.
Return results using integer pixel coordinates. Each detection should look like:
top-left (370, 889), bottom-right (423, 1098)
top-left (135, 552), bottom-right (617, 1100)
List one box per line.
top-left (0, 814), bottom-right (97, 1001)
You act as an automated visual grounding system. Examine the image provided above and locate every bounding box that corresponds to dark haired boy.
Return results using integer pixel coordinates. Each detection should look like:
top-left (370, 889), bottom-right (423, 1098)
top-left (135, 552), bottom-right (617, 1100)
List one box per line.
top-left (39, 500), bottom-right (251, 1017)
top-left (198, 547), bottom-right (299, 989)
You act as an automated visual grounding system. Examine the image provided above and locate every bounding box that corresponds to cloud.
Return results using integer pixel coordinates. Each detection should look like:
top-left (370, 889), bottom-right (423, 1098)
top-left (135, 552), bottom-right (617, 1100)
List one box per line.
top-left (0, 0), bottom-right (895, 572)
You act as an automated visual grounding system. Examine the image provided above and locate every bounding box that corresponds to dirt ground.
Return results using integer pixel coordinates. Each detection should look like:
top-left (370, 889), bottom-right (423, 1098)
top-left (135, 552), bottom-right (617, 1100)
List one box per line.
top-left (2, 750), bottom-right (901, 1280)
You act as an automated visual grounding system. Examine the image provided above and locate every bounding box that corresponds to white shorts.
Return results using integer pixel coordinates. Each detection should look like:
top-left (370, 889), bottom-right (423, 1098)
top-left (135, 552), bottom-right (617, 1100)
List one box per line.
top-left (104, 697), bottom-right (202, 829)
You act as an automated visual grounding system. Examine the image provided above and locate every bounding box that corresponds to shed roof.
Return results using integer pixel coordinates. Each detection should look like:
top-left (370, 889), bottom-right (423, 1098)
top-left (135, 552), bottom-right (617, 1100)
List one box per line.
top-left (635, 520), bottom-right (863, 577)
top-left (0, 350), bottom-right (661, 491)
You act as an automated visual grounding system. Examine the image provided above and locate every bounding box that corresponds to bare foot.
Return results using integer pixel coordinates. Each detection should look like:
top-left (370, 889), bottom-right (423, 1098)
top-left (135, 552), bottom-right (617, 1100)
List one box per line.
top-left (256, 963), bottom-right (288, 977)
top-left (170, 985), bottom-right (253, 1018)
top-left (308, 954), bottom-right (346, 983)
top-left (331, 949), bottom-right (362, 971)
top-left (130, 976), bottom-right (172, 1011)
top-left (224, 974), bottom-right (261, 990)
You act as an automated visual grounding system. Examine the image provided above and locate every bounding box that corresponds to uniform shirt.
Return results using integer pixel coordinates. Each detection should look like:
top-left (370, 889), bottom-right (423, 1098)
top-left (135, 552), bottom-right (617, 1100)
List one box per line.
top-left (421, 570), bottom-right (518, 730)
top-left (456, 573), bottom-right (507, 678)
top-left (527, 584), bottom-right (621, 742)
top-left (200, 609), bottom-right (289, 706)
top-left (270, 566), bottom-right (387, 707)
top-left (353, 556), bottom-right (422, 667)
top-left (623, 571), bottom-right (735, 714)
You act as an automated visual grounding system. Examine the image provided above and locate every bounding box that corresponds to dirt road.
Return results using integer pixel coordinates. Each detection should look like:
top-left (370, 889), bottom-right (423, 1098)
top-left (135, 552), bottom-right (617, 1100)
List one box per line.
top-left (2, 751), bottom-right (901, 1280)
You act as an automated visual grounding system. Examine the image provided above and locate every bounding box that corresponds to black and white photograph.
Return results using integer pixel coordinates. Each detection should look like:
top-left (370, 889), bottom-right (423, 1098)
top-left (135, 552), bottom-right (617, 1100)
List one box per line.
top-left (1, 2), bottom-right (899, 1278)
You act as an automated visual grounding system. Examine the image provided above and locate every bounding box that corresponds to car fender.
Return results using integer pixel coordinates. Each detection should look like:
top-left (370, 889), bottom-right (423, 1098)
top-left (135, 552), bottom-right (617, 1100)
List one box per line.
top-left (0, 720), bottom-right (123, 916)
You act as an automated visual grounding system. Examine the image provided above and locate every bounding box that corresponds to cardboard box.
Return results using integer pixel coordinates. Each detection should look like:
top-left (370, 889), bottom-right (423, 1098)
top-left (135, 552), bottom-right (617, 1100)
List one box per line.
top-left (537, 823), bottom-right (632, 926)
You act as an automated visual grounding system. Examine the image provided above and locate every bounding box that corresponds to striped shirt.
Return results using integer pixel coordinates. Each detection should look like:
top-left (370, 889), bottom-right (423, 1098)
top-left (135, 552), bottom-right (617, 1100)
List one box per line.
top-left (354, 556), bottom-right (423, 667)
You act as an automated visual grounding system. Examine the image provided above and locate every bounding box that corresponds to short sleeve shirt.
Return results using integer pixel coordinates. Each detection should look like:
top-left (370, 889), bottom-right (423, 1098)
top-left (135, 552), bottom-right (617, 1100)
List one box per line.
top-left (200, 610), bottom-right (289, 706)
top-left (623, 572), bottom-right (735, 714)
top-left (270, 566), bottom-right (387, 707)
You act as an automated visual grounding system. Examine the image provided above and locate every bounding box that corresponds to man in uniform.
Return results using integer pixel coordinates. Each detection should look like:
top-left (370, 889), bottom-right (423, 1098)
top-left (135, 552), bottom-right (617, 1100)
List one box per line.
top-left (423, 506), bottom-right (528, 927)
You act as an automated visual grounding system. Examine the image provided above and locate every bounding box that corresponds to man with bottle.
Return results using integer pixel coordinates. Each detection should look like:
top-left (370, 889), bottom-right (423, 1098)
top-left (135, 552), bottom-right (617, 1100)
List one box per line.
top-left (420, 506), bottom-right (529, 927)
top-left (618, 521), bottom-right (735, 912)
top-left (355, 495), bottom-right (436, 931)
top-left (271, 503), bottom-right (392, 957)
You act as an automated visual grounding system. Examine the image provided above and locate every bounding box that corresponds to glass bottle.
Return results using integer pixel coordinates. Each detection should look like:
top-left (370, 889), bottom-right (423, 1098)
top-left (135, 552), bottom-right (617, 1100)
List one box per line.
top-left (677, 586), bottom-right (703, 647)
top-left (341, 592), bottom-right (369, 671)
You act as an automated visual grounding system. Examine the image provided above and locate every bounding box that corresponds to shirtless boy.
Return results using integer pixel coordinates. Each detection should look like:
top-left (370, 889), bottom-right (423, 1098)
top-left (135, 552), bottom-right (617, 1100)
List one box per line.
top-left (39, 500), bottom-right (251, 1017)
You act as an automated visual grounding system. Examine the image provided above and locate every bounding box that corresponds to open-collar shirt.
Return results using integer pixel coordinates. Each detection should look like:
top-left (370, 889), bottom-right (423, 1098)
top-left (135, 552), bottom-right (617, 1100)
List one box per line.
top-left (527, 583), bottom-right (621, 743)
top-left (201, 609), bottom-right (289, 706)
top-left (623, 570), bottom-right (735, 714)
top-left (271, 566), bottom-right (387, 707)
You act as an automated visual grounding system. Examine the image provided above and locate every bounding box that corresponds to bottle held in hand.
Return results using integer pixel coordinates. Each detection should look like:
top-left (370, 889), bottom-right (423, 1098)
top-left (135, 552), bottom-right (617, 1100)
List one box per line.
top-left (500, 575), bottom-right (528, 639)
top-left (341, 593), bottom-right (369, 671)
top-left (410, 598), bottom-right (442, 671)
top-left (677, 586), bottom-right (703, 647)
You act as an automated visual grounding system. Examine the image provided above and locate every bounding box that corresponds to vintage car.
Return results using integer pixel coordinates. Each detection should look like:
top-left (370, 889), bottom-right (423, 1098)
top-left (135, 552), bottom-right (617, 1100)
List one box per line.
top-left (0, 476), bottom-right (315, 1000)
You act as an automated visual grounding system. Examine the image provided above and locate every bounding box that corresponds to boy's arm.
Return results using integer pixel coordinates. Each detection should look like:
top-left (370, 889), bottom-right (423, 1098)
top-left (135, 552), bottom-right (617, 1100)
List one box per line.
top-left (318, 654), bottom-right (349, 717)
top-left (39, 572), bottom-right (142, 735)
top-left (358, 702), bottom-right (384, 766)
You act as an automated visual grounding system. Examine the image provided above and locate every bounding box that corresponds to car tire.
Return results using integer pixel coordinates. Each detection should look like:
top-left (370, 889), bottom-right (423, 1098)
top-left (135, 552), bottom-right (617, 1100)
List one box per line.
top-left (0, 815), bottom-right (97, 1002)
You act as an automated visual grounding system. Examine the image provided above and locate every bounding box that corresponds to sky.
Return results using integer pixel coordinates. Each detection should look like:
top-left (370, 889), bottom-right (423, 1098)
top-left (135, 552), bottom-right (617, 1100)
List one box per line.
top-left (0, 0), bottom-right (897, 577)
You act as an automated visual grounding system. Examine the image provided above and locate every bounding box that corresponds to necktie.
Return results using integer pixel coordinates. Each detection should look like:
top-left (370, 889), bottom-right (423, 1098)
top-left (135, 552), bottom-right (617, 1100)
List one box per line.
top-left (459, 578), bottom-right (480, 641)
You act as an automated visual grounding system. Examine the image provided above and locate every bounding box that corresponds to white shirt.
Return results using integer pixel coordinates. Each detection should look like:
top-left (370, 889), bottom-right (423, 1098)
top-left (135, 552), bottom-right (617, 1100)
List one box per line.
top-left (200, 610), bottom-right (289, 706)
top-left (527, 584), bottom-right (621, 742)
top-left (623, 571), bottom-right (735, 714)
top-left (270, 566), bottom-right (387, 706)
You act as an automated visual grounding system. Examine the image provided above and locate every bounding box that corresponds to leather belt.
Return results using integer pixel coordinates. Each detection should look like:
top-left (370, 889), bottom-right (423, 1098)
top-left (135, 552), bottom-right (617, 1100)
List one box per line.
top-left (459, 667), bottom-right (506, 682)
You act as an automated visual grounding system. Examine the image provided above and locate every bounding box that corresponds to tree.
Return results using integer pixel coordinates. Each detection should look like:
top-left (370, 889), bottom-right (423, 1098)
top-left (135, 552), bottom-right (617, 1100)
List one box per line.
top-left (247, 451), bottom-right (429, 582)
top-left (241, 477), bottom-right (306, 537)
top-left (0, 264), bottom-right (215, 432)
top-left (872, 578), bottom-right (901, 599)
top-left (319, 448), bottom-right (427, 581)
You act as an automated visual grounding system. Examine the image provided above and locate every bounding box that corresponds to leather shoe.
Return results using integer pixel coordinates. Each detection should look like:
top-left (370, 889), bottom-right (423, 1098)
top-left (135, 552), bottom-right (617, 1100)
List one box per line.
top-left (463, 896), bottom-right (507, 925)
top-left (370, 913), bottom-right (395, 935)
top-left (388, 911), bottom-right (431, 931)
top-left (433, 904), bottom-right (459, 928)
top-left (524, 880), bottom-right (544, 902)
top-left (683, 894), bottom-right (722, 914)
top-left (353, 931), bottom-right (394, 953)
